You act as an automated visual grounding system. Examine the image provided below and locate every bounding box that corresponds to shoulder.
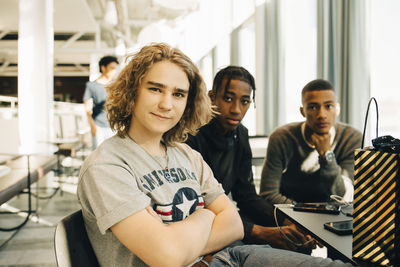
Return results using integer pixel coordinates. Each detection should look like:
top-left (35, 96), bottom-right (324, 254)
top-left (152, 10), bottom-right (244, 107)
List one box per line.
top-left (187, 127), bottom-right (207, 142)
top-left (336, 122), bottom-right (361, 132)
top-left (174, 143), bottom-right (209, 168)
top-left (85, 81), bottom-right (95, 89)
top-left (84, 81), bottom-right (97, 95)
top-left (185, 132), bottom-right (204, 151)
top-left (172, 142), bottom-right (202, 159)
top-left (86, 81), bottom-right (104, 90)
top-left (237, 123), bottom-right (249, 137)
top-left (334, 123), bottom-right (362, 150)
top-left (335, 123), bottom-right (362, 140)
top-left (185, 124), bottom-right (213, 150)
top-left (80, 136), bottom-right (127, 173)
top-left (266, 122), bottom-right (304, 153)
top-left (270, 122), bottom-right (302, 140)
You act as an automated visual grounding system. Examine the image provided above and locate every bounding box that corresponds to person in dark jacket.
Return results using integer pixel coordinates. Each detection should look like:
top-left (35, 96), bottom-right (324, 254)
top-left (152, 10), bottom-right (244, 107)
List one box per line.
top-left (186, 66), bottom-right (315, 251)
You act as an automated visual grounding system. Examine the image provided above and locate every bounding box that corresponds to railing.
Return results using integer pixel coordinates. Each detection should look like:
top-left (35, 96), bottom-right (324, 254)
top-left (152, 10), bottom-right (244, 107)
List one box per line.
top-left (0, 95), bottom-right (18, 119)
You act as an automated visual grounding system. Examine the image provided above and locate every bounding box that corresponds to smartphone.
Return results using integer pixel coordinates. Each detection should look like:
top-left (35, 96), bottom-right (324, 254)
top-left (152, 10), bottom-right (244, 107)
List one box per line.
top-left (324, 220), bottom-right (353, 235)
top-left (293, 202), bottom-right (341, 215)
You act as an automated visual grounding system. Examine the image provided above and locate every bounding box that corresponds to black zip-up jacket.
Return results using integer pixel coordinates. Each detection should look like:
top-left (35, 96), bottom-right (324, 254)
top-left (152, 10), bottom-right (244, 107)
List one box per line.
top-left (186, 120), bottom-right (275, 241)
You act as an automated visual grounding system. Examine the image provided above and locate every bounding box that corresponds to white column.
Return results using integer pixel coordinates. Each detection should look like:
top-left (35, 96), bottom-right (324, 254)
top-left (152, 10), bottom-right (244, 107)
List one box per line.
top-left (18, 0), bottom-right (54, 152)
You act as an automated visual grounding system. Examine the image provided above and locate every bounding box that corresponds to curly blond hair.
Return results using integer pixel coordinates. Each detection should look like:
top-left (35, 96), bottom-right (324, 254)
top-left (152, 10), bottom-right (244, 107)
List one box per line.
top-left (106, 43), bottom-right (213, 145)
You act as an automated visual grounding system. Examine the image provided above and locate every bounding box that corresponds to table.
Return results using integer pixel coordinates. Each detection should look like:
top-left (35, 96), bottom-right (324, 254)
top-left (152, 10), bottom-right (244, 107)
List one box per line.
top-left (276, 204), bottom-right (355, 265)
top-left (0, 155), bottom-right (16, 165)
top-left (0, 144), bottom-right (58, 231)
top-left (249, 136), bottom-right (268, 166)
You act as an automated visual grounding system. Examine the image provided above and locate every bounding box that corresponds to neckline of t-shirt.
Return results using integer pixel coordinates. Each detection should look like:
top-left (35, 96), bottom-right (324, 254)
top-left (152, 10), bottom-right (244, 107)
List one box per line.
top-left (125, 136), bottom-right (170, 160)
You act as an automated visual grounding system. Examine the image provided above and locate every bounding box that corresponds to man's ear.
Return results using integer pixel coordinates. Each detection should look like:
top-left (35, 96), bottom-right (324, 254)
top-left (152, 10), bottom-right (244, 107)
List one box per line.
top-left (300, 106), bottom-right (305, 117)
top-left (208, 90), bottom-right (215, 102)
top-left (335, 103), bottom-right (341, 117)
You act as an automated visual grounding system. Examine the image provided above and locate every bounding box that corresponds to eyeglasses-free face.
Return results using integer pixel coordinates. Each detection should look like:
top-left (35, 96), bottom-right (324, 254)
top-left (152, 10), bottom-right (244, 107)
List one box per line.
top-left (211, 79), bottom-right (252, 134)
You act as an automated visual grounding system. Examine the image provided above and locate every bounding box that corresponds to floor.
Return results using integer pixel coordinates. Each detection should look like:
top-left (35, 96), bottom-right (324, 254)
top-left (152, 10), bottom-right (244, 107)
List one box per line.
top-left (0, 172), bottom-right (80, 267)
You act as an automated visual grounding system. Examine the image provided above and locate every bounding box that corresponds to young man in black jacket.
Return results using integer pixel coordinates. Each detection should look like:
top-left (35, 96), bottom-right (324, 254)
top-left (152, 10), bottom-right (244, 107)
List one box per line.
top-left (186, 66), bottom-right (315, 251)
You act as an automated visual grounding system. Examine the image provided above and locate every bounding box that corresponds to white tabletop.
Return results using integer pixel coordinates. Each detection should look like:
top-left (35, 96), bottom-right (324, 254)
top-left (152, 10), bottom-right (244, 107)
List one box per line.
top-left (0, 165), bottom-right (11, 177)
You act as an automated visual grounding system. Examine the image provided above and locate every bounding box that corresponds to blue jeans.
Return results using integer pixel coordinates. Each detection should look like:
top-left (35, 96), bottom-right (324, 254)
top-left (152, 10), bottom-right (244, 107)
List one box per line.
top-left (209, 244), bottom-right (352, 267)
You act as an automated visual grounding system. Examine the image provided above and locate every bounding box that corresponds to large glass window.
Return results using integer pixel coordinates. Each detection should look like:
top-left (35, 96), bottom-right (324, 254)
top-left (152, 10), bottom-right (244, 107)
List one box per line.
top-left (282, 0), bottom-right (317, 123)
top-left (370, 0), bottom-right (400, 137)
top-left (214, 35), bottom-right (231, 72)
top-left (199, 53), bottom-right (214, 91)
top-left (238, 21), bottom-right (257, 135)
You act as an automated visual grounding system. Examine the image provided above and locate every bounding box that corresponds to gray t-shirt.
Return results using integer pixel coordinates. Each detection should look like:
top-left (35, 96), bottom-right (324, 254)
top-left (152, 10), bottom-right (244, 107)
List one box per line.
top-left (83, 81), bottom-right (109, 128)
top-left (77, 135), bottom-right (224, 267)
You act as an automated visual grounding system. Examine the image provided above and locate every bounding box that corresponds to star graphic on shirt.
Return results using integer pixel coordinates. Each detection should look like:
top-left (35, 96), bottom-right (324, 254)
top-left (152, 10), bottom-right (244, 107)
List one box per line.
top-left (175, 193), bottom-right (197, 219)
top-left (154, 187), bottom-right (202, 222)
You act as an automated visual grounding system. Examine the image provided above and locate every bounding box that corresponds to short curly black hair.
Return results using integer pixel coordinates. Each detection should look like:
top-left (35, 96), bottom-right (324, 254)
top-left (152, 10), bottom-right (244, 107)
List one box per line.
top-left (211, 65), bottom-right (256, 104)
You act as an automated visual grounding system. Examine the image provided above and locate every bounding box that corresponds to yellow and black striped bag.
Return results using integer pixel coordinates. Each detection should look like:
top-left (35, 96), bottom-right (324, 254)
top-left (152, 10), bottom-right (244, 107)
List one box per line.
top-left (353, 98), bottom-right (400, 267)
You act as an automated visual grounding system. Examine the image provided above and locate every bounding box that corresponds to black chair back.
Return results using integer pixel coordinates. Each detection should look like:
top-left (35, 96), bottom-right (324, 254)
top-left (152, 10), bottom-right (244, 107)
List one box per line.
top-left (54, 209), bottom-right (99, 267)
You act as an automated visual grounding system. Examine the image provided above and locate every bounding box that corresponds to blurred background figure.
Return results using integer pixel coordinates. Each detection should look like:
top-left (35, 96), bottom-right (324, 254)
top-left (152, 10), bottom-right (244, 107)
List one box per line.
top-left (83, 56), bottom-right (119, 149)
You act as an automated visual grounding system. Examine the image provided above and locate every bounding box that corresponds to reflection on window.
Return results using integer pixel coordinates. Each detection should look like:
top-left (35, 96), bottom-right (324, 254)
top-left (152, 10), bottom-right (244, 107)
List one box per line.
top-left (214, 35), bottom-right (231, 72)
top-left (283, 0), bottom-right (317, 123)
top-left (199, 54), bottom-right (213, 91)
top-left (238, 21), bottom-right (256, 135)
top-left (370, 0), bottom-right (400, 138)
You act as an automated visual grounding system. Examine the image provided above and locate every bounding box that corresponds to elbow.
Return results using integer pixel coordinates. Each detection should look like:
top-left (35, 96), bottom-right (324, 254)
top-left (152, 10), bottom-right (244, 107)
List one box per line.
top-left (230, 205), bottom-right (245, 241)
top-left (259, 190), bottom-right (275, 204)
top-left (154, 234), bottom-right (205, 267)
top-left (230, 211), bottom-right (244, 241)
top-left (162, 256), bottom-right (186, 267)
top-left (150, 244), bottom-right (188, 267)
top-left (237, 219), bottom-right (245, 240)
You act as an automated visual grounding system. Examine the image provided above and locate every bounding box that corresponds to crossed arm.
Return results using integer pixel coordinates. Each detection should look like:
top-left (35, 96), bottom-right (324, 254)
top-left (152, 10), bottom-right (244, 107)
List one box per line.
top-left (111, 194), bottom-right (244, 267)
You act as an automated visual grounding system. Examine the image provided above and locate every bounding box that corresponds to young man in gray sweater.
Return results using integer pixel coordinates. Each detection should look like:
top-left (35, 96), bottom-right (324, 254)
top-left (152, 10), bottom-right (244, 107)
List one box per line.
top-left (260, 79), bottom-right (362, 204)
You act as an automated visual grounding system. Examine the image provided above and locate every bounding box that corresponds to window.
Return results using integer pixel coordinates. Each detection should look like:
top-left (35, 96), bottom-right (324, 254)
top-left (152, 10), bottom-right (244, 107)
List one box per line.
top-left (238, 21), bottom-right (256, 135)
top-left (282, 0), bottom-right (317, 123)
top-left (370, 0), bottom-right (400, 138)
top-left (214, 35), bottom-right (231, 73)
top-left (199, 53), bottom-right (214, 91)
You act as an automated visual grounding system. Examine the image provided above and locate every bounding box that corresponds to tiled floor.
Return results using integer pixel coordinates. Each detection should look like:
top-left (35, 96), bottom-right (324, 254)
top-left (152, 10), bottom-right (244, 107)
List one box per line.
top-left (0, 173), bottom-right (80, 266)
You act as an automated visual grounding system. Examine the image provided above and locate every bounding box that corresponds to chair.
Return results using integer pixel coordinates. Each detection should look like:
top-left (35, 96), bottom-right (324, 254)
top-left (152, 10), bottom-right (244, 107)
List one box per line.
top-left (54, 210), bottom-right (99, 267)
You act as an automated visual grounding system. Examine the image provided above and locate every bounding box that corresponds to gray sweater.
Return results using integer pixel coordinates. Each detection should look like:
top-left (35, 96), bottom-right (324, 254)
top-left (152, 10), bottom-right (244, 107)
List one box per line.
top-left (260, 122), bottom-right (362, 204)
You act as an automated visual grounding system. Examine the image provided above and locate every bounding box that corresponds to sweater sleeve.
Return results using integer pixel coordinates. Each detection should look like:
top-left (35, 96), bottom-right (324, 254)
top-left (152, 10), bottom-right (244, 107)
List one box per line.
top-left (320, 126), bottom-right (362, 198)
top-left (232, 163), bottom-right (275, 229)
top-left (259, 130), bottom-right (294, 204)
top-left (318, 157), bottom-right (345, 198)
top-left (231, 137), bottom-right (278, 240)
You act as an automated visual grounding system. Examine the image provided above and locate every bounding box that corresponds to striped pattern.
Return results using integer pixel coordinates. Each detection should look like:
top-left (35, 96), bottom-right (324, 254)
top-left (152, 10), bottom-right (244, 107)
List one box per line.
top-left (353, 149), bottom-right (400, 266)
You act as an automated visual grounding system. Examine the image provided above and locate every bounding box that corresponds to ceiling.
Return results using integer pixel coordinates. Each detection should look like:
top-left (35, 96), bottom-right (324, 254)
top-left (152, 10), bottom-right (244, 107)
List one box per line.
top-left (0, 0), bottom-right (200, 76)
